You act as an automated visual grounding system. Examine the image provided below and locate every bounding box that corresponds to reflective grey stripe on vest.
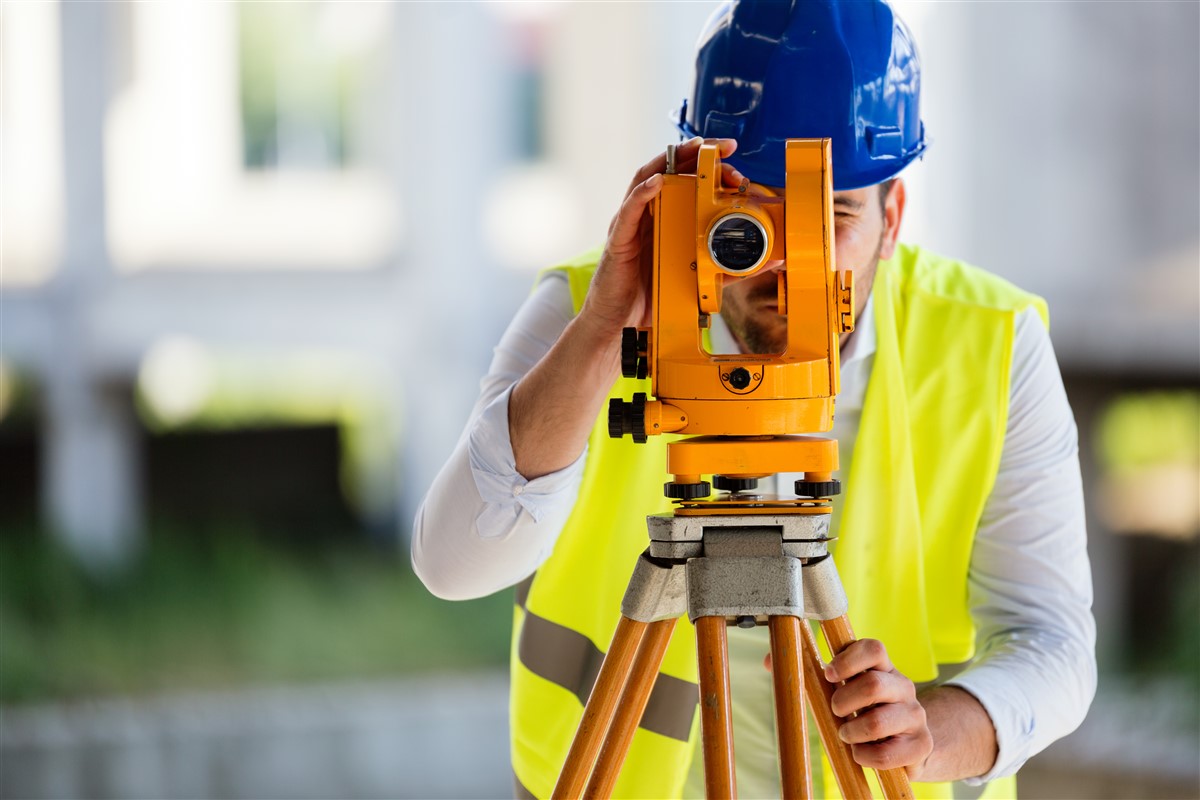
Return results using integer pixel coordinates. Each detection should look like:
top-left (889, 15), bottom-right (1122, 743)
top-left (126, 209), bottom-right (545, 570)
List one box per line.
top-left (515, 575), bottom-right (697, 743)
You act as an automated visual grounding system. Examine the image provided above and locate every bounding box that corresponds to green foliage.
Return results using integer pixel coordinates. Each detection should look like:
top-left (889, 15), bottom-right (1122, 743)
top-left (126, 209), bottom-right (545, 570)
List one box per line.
top-left (1157, 572), bottom-right (1200, 698)
top-left (1097, 391), bottom-right (1200, 473)
top-left (0, 526), bottom-right (511, 704)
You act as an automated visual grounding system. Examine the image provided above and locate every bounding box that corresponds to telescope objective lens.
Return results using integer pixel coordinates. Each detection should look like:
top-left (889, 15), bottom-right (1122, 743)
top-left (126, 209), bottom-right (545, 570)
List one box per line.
top-left (708, 213), bottom-right (768, 273)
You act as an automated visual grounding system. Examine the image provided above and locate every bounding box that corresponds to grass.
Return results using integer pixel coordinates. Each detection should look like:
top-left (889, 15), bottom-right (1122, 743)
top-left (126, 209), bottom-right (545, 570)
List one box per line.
top-left (0, 525), bottom-right (513, 704)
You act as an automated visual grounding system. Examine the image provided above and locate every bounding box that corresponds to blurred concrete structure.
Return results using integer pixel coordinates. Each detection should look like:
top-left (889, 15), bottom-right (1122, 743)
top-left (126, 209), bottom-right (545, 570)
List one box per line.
top-left (904, 1), bottom-right (1199, 373)
top-left (4, 1), bottom-right (1196, 558)
top-left (0, 1), bottom-right (714, 562)
top-left (0, 676), bottom-right (511, 800)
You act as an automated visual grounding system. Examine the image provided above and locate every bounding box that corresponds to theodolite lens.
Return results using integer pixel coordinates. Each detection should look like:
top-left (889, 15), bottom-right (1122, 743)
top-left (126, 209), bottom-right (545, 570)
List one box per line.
top-left (708, 213), bottom-right (768, 273)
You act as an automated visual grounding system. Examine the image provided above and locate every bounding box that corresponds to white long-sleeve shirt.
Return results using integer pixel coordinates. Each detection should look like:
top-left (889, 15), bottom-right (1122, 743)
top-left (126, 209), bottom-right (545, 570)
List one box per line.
top-left (412, 269), bottom-right (1096, 792)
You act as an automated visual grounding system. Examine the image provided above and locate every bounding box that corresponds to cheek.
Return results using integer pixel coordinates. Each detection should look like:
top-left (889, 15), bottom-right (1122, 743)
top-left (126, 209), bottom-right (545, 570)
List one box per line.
top-left (834, 220), bottom-right (882, 268)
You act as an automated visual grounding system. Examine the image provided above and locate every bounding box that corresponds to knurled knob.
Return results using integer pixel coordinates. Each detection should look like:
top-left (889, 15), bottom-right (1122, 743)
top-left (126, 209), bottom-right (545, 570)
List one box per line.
top-left (664, 481), bottom-right (712, 500)
top-left (713, 475), bottom-right (759, 492)
top-left (793, 479), bottom-right (841, 498)
top-left (620, 327), bottom-right (640, 378)
top-left (607, 393), bottom-right (648, 443)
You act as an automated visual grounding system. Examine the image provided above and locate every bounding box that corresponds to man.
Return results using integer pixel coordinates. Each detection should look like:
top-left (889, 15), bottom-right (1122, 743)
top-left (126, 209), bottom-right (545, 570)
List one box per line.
top-left (413, 2), bottom-right (1095, 798)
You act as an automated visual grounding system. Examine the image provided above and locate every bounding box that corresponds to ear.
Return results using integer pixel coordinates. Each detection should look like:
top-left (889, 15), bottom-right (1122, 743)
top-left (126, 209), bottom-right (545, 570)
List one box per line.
top-left (878, 178), bottom-right (906, 261)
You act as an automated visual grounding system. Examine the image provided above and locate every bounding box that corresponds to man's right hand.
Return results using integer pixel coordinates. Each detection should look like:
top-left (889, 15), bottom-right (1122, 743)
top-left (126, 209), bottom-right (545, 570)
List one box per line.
top-left (578, 137), bottom-right (746, 340)
top-left (509, 138), bottom-right (744, 481)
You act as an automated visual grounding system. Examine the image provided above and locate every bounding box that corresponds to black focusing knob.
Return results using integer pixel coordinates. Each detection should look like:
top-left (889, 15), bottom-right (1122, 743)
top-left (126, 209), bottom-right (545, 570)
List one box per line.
top-left (608, 393), bottom-right (648, 443)
top-left (607, 399), bottom-right (626, 439)
top-left (620, 327), bottom-right (640, 378)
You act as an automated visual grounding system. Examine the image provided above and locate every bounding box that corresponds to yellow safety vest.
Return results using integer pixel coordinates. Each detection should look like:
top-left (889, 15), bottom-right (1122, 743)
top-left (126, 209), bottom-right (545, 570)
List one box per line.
top-left (511, 244), bottom-right (1047, 799)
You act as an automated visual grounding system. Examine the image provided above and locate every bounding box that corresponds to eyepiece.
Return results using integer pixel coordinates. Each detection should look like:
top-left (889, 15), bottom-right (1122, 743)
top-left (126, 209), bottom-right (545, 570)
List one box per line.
top-left (707, 213), bottom-right (768, 273)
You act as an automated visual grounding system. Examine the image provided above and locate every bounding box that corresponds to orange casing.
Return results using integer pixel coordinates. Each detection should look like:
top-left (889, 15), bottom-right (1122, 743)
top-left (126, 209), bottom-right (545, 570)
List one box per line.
top-left (645, 139), bottom-right (851, 437)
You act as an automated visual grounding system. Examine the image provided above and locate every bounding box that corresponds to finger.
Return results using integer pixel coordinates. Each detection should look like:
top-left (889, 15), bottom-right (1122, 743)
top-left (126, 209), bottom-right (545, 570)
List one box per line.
top-left (824, 638), bottom-right (893, 683)
top-left (830, 669), bottom-right (913, 718)
top-left (720, 162), bottom-right (749, 191)
top-left (626, 137), bottom-right (740, 199)
top-left (837, 700), bottom-right (925, 745)
top-left (850, 732), bottom-right (933, 772)
top-left (608, 173), bottom-right (663, 257)
top-left (671, 137), bottom-right (739, 176)
top-left (763, 652), bottom-right (773, 672)
top-left (622, 136), bottom-right (729, 199)
top-left (624, 137), bottom-right (699, 198)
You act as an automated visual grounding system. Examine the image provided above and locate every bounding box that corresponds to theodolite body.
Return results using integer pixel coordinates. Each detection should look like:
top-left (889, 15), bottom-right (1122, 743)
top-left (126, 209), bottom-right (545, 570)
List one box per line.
top-left (614, 140), bottom-right (854, 443)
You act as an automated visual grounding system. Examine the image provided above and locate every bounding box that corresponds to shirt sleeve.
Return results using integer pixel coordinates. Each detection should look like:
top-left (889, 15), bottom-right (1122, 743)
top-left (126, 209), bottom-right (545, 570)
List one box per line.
top-left (410, 273), bottom-right (588, 600)
top-left (947, 306), bottom-right (1098, 783)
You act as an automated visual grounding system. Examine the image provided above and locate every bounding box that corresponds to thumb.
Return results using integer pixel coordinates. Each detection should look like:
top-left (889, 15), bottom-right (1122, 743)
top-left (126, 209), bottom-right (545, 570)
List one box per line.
top-left (763, 652), bottom-right (773, 672)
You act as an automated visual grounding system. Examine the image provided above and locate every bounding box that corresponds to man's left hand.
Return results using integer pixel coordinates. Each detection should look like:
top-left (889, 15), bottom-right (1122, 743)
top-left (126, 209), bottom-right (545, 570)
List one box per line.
top-left (824, 638), bottom-right (934, 776)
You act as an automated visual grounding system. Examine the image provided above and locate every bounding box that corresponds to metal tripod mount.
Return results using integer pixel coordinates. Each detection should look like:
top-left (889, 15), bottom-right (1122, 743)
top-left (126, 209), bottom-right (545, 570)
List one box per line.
top-left (551, 499), bottom-right (915, 800)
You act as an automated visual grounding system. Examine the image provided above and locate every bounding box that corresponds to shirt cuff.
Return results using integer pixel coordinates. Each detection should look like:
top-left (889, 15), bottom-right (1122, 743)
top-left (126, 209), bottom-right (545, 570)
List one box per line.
top-left (466, 384), bottom-right (587, 540)
top-left (946, 665), bottom-right (1038, 785)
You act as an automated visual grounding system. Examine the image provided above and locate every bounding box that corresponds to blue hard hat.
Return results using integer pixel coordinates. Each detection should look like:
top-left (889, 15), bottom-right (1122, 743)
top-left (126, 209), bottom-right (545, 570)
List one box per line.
top-left (676, 0), bottom-right (927, 191)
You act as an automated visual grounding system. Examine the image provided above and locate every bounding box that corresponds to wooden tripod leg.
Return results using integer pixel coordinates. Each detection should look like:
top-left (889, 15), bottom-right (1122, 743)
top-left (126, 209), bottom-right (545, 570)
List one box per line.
top-left (552, 616), bottom-right (648, 800)
top-left (768, 616), bottom-right (812, 799)
top-left (696, 616), bottom-right (736, 799)
top-left (821, 616), bottom-right (915, 800)
top-left (800, 620), bottom-right (872, 800)
top-left (583, 618), bottom-right (678, 799)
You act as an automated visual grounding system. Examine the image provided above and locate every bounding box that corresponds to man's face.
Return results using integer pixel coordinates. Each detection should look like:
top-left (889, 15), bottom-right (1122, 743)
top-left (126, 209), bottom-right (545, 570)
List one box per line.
top-left (719, 179), bottom-right (906, 353)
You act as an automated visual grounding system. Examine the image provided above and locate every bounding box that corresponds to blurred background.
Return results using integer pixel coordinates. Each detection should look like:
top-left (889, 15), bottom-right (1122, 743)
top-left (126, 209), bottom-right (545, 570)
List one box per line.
top-left (1, 1), bottom-right (1196, 798)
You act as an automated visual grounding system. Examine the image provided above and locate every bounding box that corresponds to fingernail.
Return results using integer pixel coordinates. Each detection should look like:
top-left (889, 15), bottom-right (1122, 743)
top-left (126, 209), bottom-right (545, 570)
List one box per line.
top-left (824, 666), bottom-right (837, 682)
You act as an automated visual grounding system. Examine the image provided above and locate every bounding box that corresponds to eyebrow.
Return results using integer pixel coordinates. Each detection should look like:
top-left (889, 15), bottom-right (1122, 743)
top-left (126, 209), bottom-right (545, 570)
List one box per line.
top-left (833, 196), bottom-right (865, 211)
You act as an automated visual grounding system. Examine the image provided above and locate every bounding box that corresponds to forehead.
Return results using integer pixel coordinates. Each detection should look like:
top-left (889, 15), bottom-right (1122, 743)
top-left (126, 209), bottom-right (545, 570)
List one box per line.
top-left (747, 182), bottom-right (877, 209)
top-left (833, 191), bottom-right (870, 210)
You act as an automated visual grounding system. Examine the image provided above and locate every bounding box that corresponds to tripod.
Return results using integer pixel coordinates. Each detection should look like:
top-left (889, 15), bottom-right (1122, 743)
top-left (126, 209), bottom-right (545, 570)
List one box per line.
top-left (550, 480), bottom-right (914, 799)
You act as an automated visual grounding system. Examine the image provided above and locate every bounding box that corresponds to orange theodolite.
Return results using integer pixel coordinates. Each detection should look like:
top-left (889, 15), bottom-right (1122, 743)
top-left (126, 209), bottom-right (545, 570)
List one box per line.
top-left (553, 141), bottom-right (914, 800)
top-left (609, 139), bottom-right (853, 504)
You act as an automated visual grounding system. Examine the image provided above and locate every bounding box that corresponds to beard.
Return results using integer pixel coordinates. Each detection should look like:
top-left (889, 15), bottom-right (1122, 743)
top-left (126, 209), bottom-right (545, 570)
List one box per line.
top-left (721, 280), bottom-right (789, 354)
top-left (720, 232), bottom-right (884, 355)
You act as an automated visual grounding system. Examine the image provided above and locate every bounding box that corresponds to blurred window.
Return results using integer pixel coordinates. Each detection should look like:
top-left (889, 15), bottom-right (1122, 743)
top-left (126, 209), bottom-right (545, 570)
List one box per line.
top-left (238, 3), bottom-right (370, 171)
top-left (511, 23), bottom-right (547, 162)
top-left (106, 2), bottom-right (398, 271)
